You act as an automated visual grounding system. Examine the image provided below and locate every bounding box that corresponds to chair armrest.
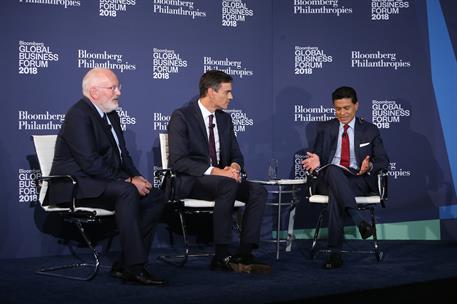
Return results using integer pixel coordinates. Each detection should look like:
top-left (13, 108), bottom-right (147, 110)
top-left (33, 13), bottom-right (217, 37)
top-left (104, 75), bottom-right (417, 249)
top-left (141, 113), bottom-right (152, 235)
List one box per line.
top-left (306, 168), bottom-right (388, 206)
top-left (304, 170), bottom-right (319, 197)
top-left (154, 168), bottom-right (178, 203)
top-left (240, 169), bottom-right (247, 180)
top-left (376, 170), bottom-right (388, 207)
top-left (36, 175), bottom-right (79, 212)
top-left (155, 168), bottom-right (248, 204)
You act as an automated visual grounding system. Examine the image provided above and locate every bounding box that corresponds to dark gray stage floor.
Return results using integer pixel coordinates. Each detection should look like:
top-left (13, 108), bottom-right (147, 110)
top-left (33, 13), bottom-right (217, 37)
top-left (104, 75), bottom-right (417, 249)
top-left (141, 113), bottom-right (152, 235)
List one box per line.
top-left (1, 240), bottom-right (456, 304)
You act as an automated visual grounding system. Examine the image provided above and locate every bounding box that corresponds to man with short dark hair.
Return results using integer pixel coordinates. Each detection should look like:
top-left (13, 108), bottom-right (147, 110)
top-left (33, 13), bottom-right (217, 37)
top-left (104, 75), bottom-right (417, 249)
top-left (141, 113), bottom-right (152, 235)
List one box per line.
top-left (49, 68), bottom-right (167, 285)
top-left (302, 86), bottom-right (389, 269)
top-left (167, 70), bottom-right (271, 274)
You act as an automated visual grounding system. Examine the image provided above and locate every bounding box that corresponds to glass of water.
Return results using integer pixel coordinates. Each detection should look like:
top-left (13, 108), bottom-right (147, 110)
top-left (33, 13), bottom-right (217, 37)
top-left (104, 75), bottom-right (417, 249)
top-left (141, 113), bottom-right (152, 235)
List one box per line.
top-left (268, 158), bottom-right (279, 180)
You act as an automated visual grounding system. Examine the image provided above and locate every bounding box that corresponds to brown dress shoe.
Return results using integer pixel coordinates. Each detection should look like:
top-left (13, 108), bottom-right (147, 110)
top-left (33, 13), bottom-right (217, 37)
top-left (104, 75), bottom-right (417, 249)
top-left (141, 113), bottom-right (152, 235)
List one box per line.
top-left (229, 254), bottom-right (272, 274)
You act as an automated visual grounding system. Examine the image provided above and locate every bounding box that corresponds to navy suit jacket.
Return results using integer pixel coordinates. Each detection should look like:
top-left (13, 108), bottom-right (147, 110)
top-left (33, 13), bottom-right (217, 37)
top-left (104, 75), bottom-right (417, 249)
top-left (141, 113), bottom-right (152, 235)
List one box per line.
top-left (313, 117), bottom-right (389, 176)
top-left (167, 100), bottom-right (244, 198)
top-left (48, 97), bottom-right (140, 203)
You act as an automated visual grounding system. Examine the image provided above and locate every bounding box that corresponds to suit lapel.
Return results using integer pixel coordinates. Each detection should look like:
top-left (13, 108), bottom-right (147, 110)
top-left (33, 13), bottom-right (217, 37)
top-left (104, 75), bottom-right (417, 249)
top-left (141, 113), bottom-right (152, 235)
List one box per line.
top-left (215, 110), bottom-right (226, 165)
top-left (354, 117), bottom-right (363, 164)
top-left (83, 99), bottom-right (118, 149)
top-left (328, 119), bottom-right (339, 163)
top-left (84, 100), bottom-right (122, 164)
top-left (190, 101), bottom-right (209, 146)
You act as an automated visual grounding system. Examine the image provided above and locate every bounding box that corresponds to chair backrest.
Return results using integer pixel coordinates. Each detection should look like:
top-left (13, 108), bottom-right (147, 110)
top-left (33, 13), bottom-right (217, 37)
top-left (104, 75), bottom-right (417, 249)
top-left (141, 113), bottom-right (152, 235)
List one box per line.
top-left (159, 133), bottom-right (169, 169)
top-left (32, 135), bottom-right (57, 205)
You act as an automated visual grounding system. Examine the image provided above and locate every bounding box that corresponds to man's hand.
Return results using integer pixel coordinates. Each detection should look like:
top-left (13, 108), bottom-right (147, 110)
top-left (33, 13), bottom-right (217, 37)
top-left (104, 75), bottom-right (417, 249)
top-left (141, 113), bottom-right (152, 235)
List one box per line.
top-left (302, 152), bottom-right (320, 172)
top-left (130, 175), bottom-right (153, 196)
top-left (357, 155), bottom-right (371, 176)
top-left (211, 166), bottom-right (242, 182)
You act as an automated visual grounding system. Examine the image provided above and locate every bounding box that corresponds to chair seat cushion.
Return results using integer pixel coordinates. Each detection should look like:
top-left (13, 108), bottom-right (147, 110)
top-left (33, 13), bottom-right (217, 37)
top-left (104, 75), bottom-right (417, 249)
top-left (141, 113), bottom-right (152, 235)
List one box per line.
top-left (42, 205), bottom-right (115, 216)
top-left (308, 195), bottom-right (381, 204)
top-left (182, 198), bottom-right (245, 208)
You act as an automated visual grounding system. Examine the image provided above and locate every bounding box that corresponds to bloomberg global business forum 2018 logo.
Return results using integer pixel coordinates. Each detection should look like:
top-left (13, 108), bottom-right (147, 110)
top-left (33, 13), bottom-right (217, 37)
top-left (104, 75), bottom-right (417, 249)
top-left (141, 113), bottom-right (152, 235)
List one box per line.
top-left (99, 0), bottom-right (136, 17)
top-left (222, 0), bottom-right (253, 27)
top-left (153, 48), bottom-right (188, 79)
top-left (18, 41), bottom-right (59, 75)
top-left (294, 46), bottom-right (333, 75)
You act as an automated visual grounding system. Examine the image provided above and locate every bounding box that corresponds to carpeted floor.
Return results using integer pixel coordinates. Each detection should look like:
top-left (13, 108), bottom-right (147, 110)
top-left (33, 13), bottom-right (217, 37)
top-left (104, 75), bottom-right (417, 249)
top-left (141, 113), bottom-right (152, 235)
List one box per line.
top-left (1, 240), bottom-right (456, 304)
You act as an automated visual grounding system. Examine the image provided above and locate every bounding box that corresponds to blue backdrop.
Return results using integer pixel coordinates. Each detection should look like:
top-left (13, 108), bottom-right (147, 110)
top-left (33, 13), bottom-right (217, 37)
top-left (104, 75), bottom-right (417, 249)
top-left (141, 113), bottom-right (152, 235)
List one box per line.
top-left (0, 0), bottom-right (455, 259)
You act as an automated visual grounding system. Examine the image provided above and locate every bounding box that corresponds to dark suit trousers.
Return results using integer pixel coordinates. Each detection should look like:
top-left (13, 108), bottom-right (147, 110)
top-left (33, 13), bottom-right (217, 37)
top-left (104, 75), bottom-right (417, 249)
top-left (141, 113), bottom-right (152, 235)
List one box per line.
top-left (188, 176), bottom-right (267, 246)
top-left (91, 181), bottom-right (165, 266)
top-left (317, 165), bottom-right (376, 249)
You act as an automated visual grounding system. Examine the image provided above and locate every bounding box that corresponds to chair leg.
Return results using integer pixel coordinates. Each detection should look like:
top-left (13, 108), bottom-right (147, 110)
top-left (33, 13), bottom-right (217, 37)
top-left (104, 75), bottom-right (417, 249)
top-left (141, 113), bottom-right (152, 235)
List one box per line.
top-left (369, 207), bottom-right (383, 262)
top-left (35, 220), bottom-right (100, 281)
top-left (310, 208), bottom-right (326, 259)
top-left (285, 206), bottom-right (296, 252)
top-left (159, 208), bottom-right (214, 267)
top-left (158, 210), bottom-right (189, 267)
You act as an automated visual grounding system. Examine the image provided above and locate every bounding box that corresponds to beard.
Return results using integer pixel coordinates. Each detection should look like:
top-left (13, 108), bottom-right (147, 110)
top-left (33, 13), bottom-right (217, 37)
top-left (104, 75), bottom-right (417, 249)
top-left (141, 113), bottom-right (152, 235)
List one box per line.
top-left (104, 99), bottom-right (119, 113)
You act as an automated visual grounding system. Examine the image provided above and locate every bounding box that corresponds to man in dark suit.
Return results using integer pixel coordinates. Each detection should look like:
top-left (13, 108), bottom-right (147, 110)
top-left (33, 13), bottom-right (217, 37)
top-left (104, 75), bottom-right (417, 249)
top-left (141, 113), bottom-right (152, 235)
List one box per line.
top-left (167, 70), bottom-right (271, 274)
top-left (302, 86), bottom-right (389, 269)
top-left (48, 68), bottom-right (167, 285)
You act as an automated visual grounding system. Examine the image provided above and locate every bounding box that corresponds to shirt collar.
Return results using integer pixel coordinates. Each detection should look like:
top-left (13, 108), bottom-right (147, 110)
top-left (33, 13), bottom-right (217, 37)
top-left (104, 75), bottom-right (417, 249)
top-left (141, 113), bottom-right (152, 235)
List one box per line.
top-left (92, 103), bottom-right (105, 118)
top-left (340, 117), bottom-right (356, 129)
top-left (198, 99), bottom-right (214, 118)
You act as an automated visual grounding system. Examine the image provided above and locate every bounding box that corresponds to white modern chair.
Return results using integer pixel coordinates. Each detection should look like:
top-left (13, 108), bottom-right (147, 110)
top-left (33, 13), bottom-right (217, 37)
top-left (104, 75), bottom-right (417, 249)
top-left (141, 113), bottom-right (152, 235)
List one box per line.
top-left (306, 169), bottom-right (388, 262)
top-left (32, 135), bottom-right (115, 280)
top-left (156, 133), bottom-right (245, 267)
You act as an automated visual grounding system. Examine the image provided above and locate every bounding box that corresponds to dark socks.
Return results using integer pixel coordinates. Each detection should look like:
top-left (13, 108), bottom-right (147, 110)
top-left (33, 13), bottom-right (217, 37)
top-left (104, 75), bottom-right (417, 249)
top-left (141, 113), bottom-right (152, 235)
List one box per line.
top-left (215, 244), bottom-right (229, 260)
top-left (238, 243), bottom-right (253, 256)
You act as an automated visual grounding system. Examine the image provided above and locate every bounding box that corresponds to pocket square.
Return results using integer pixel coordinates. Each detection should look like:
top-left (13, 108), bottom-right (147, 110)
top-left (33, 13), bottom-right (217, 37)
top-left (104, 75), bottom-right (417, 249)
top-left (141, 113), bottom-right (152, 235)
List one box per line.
top-left (359, 142), bottom-right (370, 147)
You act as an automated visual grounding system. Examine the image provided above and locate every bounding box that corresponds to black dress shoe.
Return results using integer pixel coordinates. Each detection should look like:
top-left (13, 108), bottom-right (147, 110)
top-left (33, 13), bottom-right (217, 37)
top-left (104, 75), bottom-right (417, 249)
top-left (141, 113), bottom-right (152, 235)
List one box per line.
top-left (122, 268), bottom-right (168, 286)
top-left (209, 256), bottom-right (233, 272)
top-left (322, 252), bottom-right (344, 269)
top-left (358, 220), bottom-right (374, 240)
top-left (110, 262), bottom-right (124, 279)
top-left (229, 254), bottom-right (272, 274)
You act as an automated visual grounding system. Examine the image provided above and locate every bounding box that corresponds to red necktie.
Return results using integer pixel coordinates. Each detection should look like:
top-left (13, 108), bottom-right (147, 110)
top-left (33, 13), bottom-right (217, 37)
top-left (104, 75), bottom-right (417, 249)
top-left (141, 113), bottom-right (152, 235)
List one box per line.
top-left (208, 114), bottom-right (217, 166)
top-left (340, 124), bottom-right (350, 168)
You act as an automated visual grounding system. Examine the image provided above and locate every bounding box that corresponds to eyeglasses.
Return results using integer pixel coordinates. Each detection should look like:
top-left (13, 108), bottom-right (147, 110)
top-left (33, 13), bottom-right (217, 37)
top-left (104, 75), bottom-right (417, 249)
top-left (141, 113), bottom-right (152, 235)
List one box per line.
top-left (96, 84), bottom-right (122, 92)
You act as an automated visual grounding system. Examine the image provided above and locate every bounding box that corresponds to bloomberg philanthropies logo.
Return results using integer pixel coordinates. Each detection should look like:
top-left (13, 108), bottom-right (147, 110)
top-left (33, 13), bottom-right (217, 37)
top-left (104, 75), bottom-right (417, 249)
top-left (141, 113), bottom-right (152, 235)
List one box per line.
top-left (293, 0), bottom-right (353, 16)
top-left (77, 49), bottom-right (136, 72)
top-left (18, 110), bottom-right (65, 130)
top-left (351, 50), bottom-right (411, 70)
top-left (19, 0), bottom-right (81, 8)
top-left (294, 105), bottom-right (335, 122)
top-left (203, 56), bottom-right (253, 79)
top-left (153, 0), bottom-right (207, 19)
top-left (388, 162), bottom-right (411, 179)
top-left (153, 112), bottom-right (170, 131)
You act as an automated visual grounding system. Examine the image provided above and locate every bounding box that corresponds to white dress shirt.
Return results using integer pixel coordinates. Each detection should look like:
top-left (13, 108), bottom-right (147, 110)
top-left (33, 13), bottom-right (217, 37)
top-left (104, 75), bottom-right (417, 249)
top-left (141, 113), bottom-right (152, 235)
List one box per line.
top-left (331, 118), bottom-right (358, 170)
top-left (198, 100), bottom-right (220, 175)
